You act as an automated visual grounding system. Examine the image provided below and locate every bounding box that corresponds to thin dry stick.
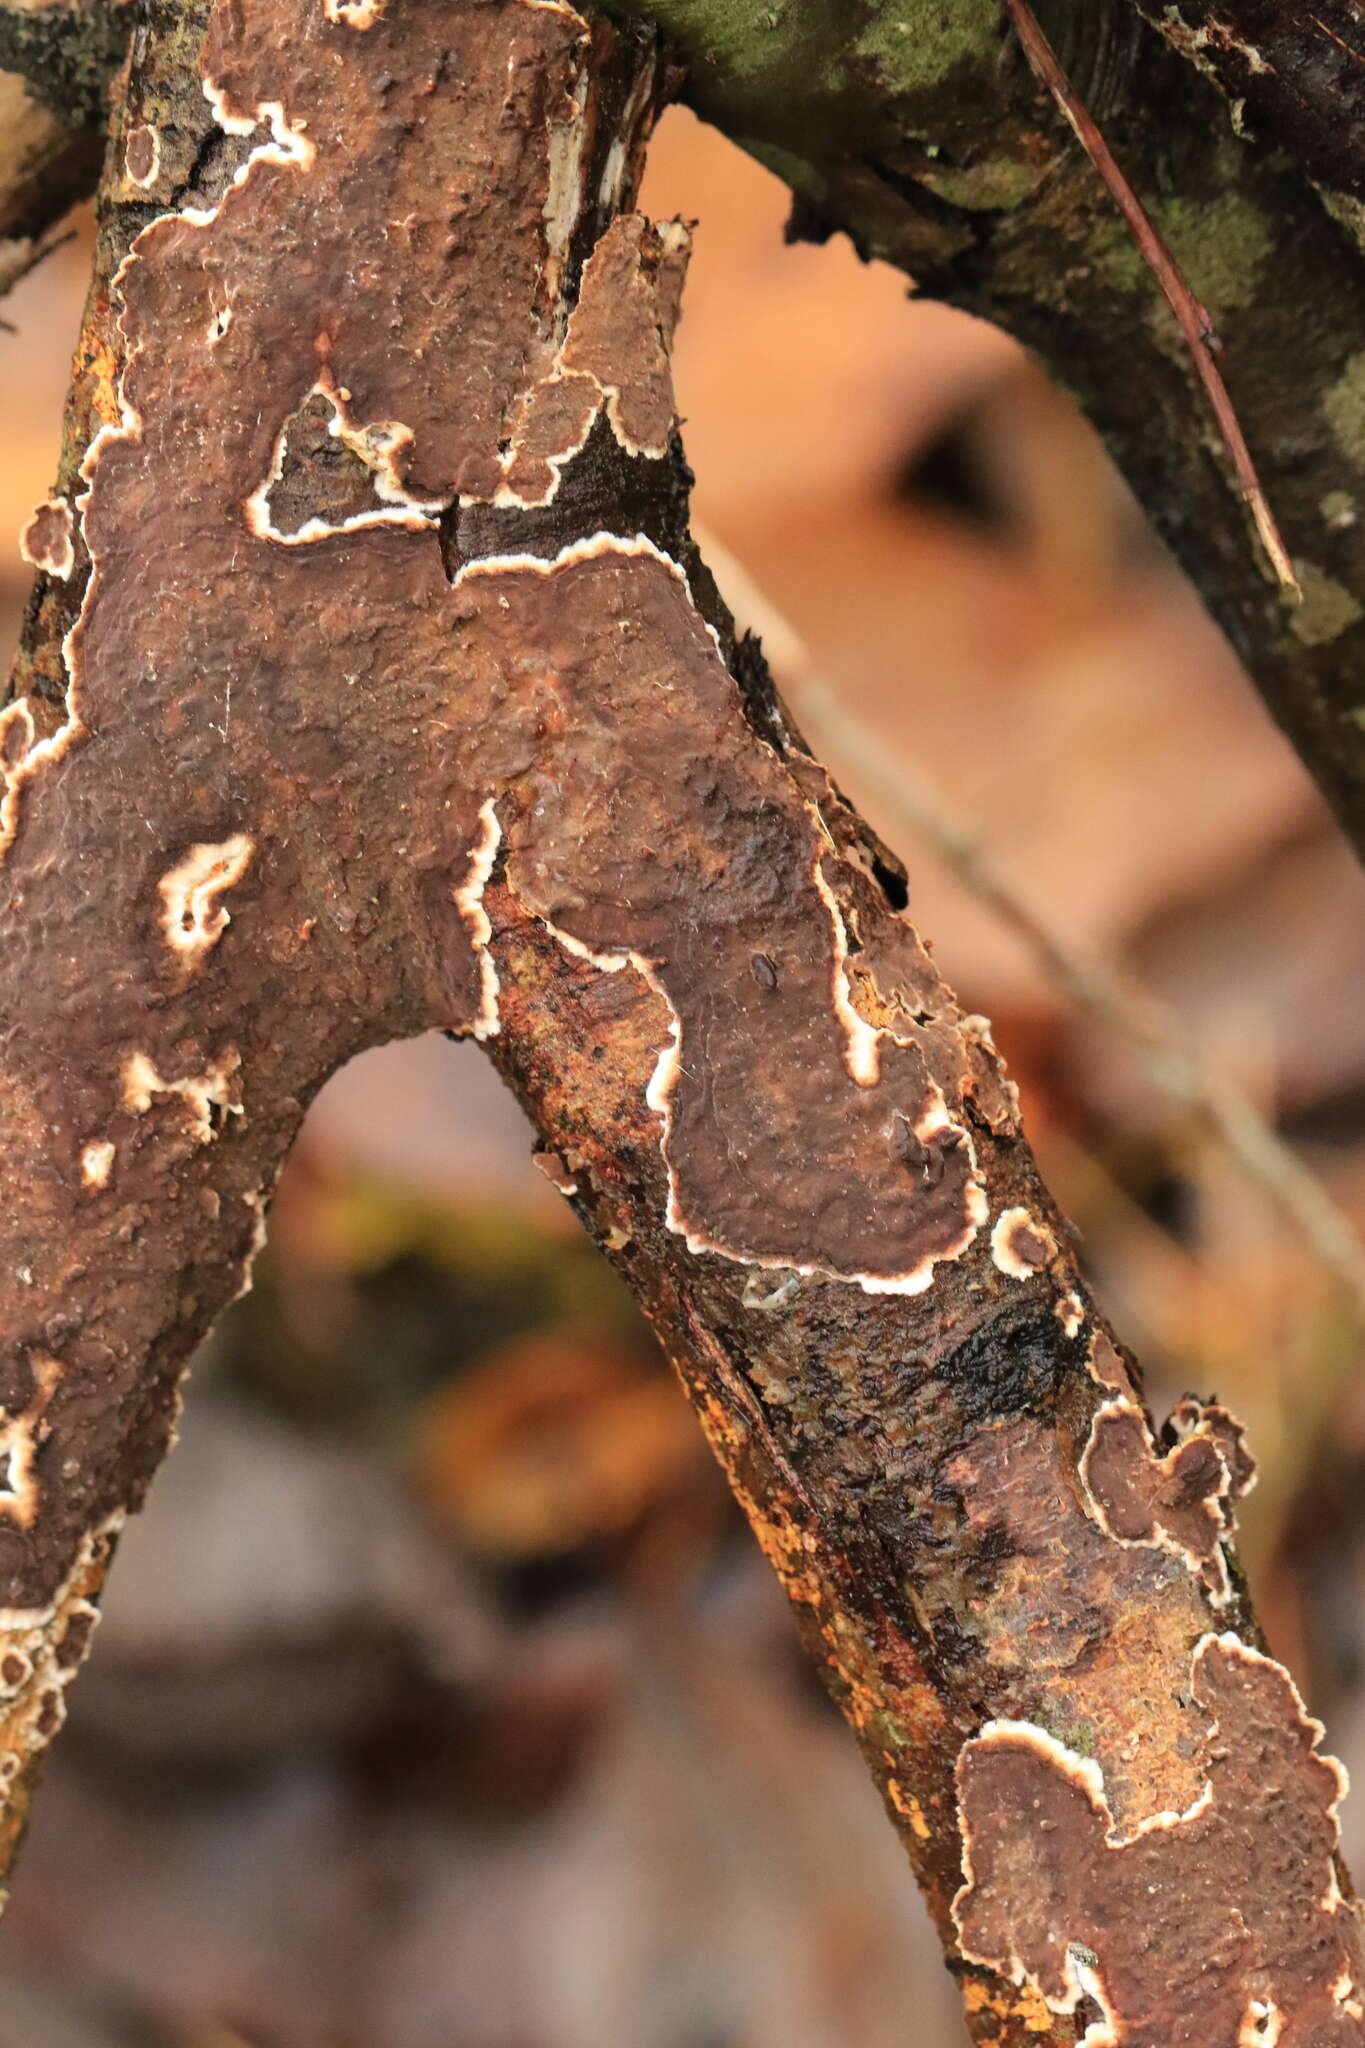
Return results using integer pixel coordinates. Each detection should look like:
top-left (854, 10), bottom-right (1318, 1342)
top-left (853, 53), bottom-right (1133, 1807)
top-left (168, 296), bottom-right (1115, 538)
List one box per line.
top-left (702, 529), bottom-right (1365, 1319)
top-left (1000, 0), bottom-right (1302, 598)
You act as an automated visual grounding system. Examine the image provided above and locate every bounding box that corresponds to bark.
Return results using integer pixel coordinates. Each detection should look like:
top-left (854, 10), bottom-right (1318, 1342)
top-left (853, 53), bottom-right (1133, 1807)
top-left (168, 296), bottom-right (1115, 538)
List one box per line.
top-left (0, 0), bottom-right (128, 295)
top-left (1123, 0), bottom-right (1365, 235)
top-left (2, 4), bottom-right (1364, 2046)
top-left (599, 0), bottom-right (1365, 866)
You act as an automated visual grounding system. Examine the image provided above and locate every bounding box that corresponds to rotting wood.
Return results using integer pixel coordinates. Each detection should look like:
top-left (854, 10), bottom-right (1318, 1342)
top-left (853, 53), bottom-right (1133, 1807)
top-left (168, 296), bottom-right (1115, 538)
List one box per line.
top-left (3, 4), bottom-right (1364, 2045)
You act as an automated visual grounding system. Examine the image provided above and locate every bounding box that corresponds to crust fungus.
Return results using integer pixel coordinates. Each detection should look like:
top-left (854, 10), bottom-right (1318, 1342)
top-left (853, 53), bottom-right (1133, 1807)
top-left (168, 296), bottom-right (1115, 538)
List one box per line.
top-left (18, 498), bottom-right (75, 581)
top-left (80, 1140), bottom-right (115, 1190)
top-left (989, 1204), bottom-right (1057, 1280)
top-left (954, 1633), bottom-right (1358, 2047)
top-left (1055, 1291), bottom-right (1085, 1337)
top-left (1079, 1394), bottom-right (1254, 1602)
top-left (124, 123), bottom-right (161, 190)
top-left (122, 1050), bottom-right (242, 1144)
top-left (0, 1357), bottom-right (61, 1532)
top-left (158, 834), bottom-right (254, 969)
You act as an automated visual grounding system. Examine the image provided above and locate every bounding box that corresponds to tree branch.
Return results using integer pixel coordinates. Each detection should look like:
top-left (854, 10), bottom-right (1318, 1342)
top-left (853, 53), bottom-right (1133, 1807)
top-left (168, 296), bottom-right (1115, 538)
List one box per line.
top-left (0, 1), bottom-right (128, 296)
top-left (2, 4), bottom-right (1362, 2045)
top-left (1121, 0), bottom-right (1365, 242)
top-left (601, 0), bottom-right (1365, 866)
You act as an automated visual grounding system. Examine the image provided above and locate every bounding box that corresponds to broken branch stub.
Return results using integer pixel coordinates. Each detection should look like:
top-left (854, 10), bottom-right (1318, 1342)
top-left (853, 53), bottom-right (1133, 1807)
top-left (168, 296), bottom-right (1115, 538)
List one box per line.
top-left (2, 1), bottom-right (1363, 2041)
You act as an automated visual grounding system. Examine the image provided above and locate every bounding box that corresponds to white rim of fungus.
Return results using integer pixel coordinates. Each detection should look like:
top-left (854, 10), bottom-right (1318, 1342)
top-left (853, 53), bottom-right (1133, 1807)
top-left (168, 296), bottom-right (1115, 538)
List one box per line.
top-left (244, 374), bottom-right (445, 544)
top-left (989, 1204), bottom-right (1056, 1280)
top-left (1055, 1291), bottom-right (1085, 1337)
top-left (451, 797), bottom-right (502, 1040)
top-left (80, 1139), bottom-right (115, 1190)
top-left (323, 0), bottom-right (386, 26)
top-left (476, 217), bottom-right (689, 511)
top-left (953, 1637), bottom-right (1351, 2042)
top-left (158, 832), bottom-right (255, 967)
top-left (124, 122), bottom-right (162, 190)
top-left (18, 498), bottom-right (75, 580)
top-left (0, 1356), bottom-right (61, 1531)
top-left (1079, 1395), bottom-right (1238, 1605)
top-left (122, 1047), bottom-right (242, 1144)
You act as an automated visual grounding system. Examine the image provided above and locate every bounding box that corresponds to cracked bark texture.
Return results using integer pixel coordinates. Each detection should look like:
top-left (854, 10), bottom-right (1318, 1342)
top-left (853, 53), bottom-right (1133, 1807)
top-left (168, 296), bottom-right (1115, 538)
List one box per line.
top-left (599, 0), bottom-right (1365, 866)
top-left (3, 3), bottom-right (1364, 2045)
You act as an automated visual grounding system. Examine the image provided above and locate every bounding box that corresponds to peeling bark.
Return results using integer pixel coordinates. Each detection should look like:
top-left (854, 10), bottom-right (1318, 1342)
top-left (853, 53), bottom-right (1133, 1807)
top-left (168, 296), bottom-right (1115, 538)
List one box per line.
top-left (3, 5), bottom-right (1364, 2046)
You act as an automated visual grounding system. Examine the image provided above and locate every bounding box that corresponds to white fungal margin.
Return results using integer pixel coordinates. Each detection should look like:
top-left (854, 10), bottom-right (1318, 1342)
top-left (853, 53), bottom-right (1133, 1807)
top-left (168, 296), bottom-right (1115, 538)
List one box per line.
top-left (1079, 1395), bottom-right (1239, 1604)
top-left (158, 832), bottom-right (255, 967)
top-left (1055, 1291), bottom-right (1085, 1337)
top-left (451, 797), bottom-right (503, 1040)
top-left (990, 1204), bottom-right (1057, 1279)
top-left (0, 1356), bottom-right (61, 1531)
top-left (124, 122), bottom-right (161, 189)
top-left (244, 372), bottom-right (445, 544)
top-left (122, 1048), bottom-right (242, 1143)
top-left (4, 71), bottom-right (318, 872)
top-left (19, 497), bottom-right (75, 580)
top-left (323, 0), bottom-right (386, 24)
top-left (80, 1139), bottom-right (115, 1190)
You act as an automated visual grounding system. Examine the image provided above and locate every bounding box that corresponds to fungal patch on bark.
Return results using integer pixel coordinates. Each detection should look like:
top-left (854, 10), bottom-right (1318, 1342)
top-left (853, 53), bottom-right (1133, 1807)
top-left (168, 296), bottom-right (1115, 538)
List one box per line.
top-left (245, 382), bottom-right (443, 544)
top-left (158, 833), bottom-right (254, 969)
top-left (1055, 1291), bottom-right (1085, 1337)
top-left (124, 123), bottom-right (161, 189)
top-left (0, 1357), bottom-right (60, 1532)
top-left (122, 1049), bottom-right (242, 1143)
top-left (18, 498), bottom-right (74, 580)
top-left (990, 1205), bottom-right (1057, 1280)
top-left (451, 799), bottom-right (502, 1041)
top-left (80, 1140), bottom-right (115, 1190)
top-left (953, 1633), bottom-right (1359, 2047)
top-left (488, 215), bottom-right (689, 507)
top-left (532, 1147), bottom-right (578, 1195)
top-left (323, 0), bottom-right (386, 24)
top-left (466, 531), bottom-right (989, 1293)
top-left (1079, 1394), bottom-right (1254, 1603)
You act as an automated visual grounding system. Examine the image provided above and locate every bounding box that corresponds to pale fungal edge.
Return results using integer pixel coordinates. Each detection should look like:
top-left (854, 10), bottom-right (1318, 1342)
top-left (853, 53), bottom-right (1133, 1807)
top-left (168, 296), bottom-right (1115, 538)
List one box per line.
top-left (953, 1633), bottom-right (1351, 2047)
top-left (0, 1510), bottom-right (124, 1635)
top-left (474, 217), bottom-right (691, 513)
top-left (18, 498), bottom-right (75, 580)
top-left (158, 832), bottom-right (255, 965)
top-left (1078, 1393), bottom-right (1239, 1607)
top-left (989, 1203), bottom-right (1058, 1281)
top-left (449, 796), bottom-right (502, 1041)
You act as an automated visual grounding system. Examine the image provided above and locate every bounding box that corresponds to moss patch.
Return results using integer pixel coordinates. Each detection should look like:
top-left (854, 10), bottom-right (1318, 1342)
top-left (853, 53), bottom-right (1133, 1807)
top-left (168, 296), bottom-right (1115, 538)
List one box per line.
top-left (1325, 349), bottom-right (1365, 470)
top-left (1290, 561), bottom-right (1364, 647)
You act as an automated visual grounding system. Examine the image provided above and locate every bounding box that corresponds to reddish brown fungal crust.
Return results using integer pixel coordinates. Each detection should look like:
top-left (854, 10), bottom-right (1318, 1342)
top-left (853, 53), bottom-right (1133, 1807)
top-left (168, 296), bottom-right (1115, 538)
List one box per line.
top-left (17, 497), bottom-right (74, 581)
top-left (954, 1635), bottom-right (1362, 2046)
top-left (2, 0), bottom-right (1362, 2036)
top-left (1080, 1394), bottom-right (1255, 1604)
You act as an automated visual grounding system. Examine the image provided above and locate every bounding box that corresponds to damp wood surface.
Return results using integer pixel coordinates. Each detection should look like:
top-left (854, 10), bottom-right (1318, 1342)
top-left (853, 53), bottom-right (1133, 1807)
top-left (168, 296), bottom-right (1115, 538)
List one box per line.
top-left (1, 2), bottom-right (1364, 2044)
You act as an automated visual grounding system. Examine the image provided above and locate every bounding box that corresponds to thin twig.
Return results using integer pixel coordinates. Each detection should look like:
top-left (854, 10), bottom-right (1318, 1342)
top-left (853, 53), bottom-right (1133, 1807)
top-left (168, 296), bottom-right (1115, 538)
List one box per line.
top-left (701, 529), bottom-right (1365, 1318)
top-left (999, 0), bottom-right (1302, 599)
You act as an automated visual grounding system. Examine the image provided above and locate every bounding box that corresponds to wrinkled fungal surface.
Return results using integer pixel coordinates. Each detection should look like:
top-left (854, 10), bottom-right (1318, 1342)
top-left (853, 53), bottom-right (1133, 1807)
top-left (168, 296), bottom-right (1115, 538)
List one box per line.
top-left (2, 0), bottom-right (1363, 2035)
top-left (955, 1634), bottom-right (1362, 2045)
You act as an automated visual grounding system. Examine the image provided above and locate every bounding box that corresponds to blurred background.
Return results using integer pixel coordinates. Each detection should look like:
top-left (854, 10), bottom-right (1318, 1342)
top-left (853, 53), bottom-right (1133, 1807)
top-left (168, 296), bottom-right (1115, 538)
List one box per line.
top-left (3, 106), bottom-right (1365, 2048)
